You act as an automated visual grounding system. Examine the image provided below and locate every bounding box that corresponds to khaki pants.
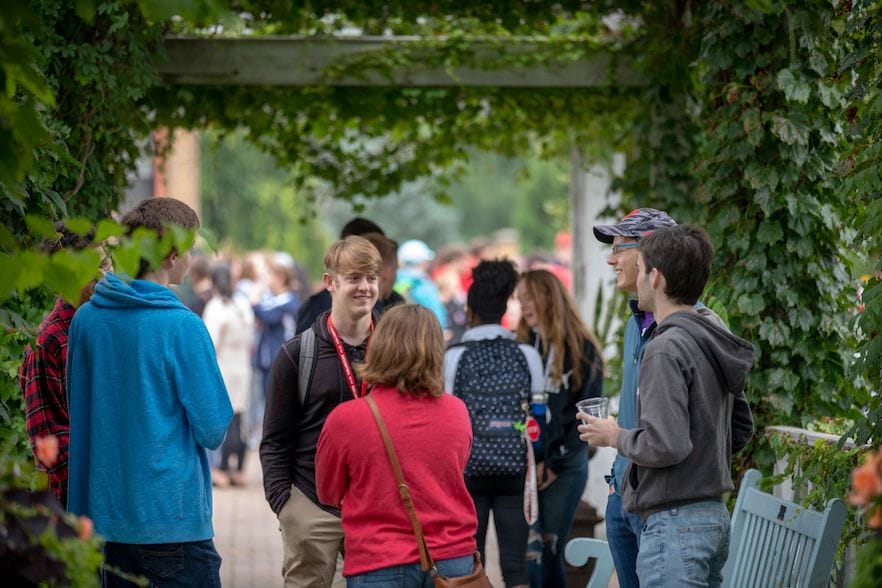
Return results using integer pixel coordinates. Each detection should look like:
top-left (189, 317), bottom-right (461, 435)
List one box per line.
top-left (278, 485), bottom-right (346, 588)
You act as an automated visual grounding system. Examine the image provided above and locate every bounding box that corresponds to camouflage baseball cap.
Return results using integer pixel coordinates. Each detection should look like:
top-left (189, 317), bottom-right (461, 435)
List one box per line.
top-left (592, 208), bottom-right (678, 244)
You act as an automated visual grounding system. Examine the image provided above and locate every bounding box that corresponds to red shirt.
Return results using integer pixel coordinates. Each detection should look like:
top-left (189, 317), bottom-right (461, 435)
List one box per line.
top-left (18, 297), bottom-right (75, 507)
top-left (316, 385), bottom-right (477, 577)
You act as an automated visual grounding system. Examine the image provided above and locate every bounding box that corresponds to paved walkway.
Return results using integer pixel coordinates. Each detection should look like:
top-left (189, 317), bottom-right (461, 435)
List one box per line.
top-left (212, 449), bottom-right (505, 586)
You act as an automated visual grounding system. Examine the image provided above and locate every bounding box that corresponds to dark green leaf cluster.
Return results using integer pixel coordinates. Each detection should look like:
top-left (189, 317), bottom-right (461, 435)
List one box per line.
top-left (693, 2), bottom-right (864, 462)
top-left (0, 436), bottom-right (104, 586)
top-left (228, 1), bottom-right (593, 35)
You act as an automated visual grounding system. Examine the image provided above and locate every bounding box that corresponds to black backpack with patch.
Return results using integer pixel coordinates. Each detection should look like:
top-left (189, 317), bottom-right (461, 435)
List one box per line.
top-left (452, 336), bottom-right (531, 477)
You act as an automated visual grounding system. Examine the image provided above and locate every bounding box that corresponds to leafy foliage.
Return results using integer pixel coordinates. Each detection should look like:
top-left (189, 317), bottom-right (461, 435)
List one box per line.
top-left (767, 432), bottom-right (866, 573)
top-left (0, 436), bottom-right (103, 586)
top-left (681, 2), bottom-right (868, 478)
top-left (842, 0), bottom-right (882, 449)
top-left (200, 129), bottom-right (333, 278)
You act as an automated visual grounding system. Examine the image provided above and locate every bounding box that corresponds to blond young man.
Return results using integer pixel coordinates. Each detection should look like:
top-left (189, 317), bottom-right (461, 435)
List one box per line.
top-left (260, 236), bottom-right (381, 588)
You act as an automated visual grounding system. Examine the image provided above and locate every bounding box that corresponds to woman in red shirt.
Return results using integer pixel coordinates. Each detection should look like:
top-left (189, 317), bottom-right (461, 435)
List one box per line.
top-left (316, 304), bottom-right (478, 587)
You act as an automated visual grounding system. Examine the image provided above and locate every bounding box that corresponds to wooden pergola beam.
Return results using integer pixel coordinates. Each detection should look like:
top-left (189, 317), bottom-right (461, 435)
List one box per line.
top-left (158, 36), bottom-right (644, 88)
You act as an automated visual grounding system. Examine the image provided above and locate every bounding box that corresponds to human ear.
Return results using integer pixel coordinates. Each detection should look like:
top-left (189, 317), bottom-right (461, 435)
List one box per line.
top-left (650, 268), bottom-right (662, 290)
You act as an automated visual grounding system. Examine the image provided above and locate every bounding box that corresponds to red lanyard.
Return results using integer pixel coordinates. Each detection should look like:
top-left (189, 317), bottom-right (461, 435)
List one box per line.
top-left (327, 315), bottom-right (372, 400)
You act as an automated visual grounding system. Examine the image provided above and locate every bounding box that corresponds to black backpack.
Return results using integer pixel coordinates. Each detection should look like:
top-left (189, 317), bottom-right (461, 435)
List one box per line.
top-left (451, 337), bottom-right (531, 477)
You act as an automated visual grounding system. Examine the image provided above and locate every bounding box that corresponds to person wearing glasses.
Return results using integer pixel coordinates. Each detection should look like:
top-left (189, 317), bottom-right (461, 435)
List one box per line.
top-left (592, 208), bottom-right (726, 588)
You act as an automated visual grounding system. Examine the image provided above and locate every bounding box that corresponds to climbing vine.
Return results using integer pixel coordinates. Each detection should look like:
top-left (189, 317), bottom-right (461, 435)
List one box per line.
top-left (690, 2), bottom-right (868, 475)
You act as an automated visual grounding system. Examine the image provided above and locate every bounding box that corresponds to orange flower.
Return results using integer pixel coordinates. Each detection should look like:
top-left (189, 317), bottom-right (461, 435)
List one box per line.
top-left (849, 457), bottom-right (882, 505)
top-left (869, 507), bottom-right (882, 530)
top-left (850, 449), bottom-right (882, 531)
top-left (78, 516), bottom-right (93, 541)
top-left (35, 435), bottom-right (59, 468)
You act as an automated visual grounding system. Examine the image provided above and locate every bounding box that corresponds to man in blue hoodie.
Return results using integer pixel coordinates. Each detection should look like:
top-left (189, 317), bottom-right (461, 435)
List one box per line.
top-left (580, 225), bottom-right (754, 587)
top-left (67, 197), bottom-right (233, 587)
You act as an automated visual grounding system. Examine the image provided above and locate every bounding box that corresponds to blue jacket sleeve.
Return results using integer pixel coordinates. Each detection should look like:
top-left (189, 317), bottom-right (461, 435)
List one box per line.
top-left (173, 314), bottom-right (233, 450)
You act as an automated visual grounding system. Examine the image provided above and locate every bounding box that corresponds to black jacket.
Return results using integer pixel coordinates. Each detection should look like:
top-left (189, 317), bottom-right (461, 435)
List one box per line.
top-left (530, 333), bottom-right (604, 473)
top-left (259, 310), bottom-right (375, 516)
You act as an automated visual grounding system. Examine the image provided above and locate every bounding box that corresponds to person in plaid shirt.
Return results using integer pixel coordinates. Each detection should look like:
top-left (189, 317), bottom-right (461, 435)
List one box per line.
top-left (18, 223), bottom-right (111, 508)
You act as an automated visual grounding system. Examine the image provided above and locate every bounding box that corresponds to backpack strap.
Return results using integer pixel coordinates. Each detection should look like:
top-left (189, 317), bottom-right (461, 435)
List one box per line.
top-left (298, 326), bottom-right (317, 406)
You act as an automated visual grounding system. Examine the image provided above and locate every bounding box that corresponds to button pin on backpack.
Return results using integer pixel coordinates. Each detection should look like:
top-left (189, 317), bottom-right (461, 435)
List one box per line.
top-left (524, 417), bottom-right (541, 442)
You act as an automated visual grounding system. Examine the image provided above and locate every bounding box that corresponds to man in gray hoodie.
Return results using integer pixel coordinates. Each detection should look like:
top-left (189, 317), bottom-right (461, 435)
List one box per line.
top-left (579, 225), bottom-right (754, 587)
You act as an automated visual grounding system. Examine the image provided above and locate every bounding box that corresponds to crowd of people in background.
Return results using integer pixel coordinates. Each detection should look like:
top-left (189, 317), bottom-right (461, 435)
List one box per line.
top-left (19, 200), bottom-right (753, 588)
top-left (168, 219), bottom-right (576, 493)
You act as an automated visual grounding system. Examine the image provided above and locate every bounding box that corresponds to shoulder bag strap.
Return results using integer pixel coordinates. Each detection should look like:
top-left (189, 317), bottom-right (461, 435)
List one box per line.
top-left (364, 395), bottom-right (434, 572)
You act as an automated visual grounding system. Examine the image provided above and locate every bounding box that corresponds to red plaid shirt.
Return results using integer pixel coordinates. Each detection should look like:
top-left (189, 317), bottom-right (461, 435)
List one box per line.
top-left (19, 297), bottom-right (75, 507)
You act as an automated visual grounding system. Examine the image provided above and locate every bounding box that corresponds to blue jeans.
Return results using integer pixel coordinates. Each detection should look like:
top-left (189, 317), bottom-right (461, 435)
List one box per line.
top-left (102, 540), bottom-right (221, 587)
top-left (637, 499), bottom-right (730, 588)
top-left (528, 459), bottom-right (588, 588)
top-left (606, 489), bottom-right (644, 588)
top-left (346, 554), bottom-right (475, 587)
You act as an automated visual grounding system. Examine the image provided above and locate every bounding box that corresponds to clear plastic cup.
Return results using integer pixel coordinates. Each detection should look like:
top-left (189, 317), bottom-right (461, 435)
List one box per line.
top-left (576, 397), bottom-right (609, 419)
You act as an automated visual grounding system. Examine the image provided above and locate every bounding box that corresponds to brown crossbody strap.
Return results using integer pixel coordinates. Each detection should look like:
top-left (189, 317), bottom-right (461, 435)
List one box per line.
top-left (365, 395), bottom-right (435, 572)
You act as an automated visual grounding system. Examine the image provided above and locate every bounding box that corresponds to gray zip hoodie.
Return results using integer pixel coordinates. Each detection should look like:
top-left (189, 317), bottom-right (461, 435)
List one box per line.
top-left (618, 310), bottom-right (754, 518)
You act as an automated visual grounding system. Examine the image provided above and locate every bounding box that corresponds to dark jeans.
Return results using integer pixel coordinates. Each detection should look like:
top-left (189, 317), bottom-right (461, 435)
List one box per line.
top-left (528, 459), bottom-right (588, 588)
top-left (102, 539), bottom-right (221, 587)
top-left (346, 554), bottom-right (475, 587)
top-left (606, 489), bottom-right (644, 588)
top-left (220, 412), bottom-right (246, 473)
top-left (465, 473), bottom-right (529, 587)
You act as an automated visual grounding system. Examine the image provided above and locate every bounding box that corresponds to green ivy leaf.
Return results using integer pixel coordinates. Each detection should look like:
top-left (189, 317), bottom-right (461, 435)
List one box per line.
top-left (737, 293), bottom-right (766, 315)
top-left (770, 115), bottom-right (809, 145)
top-left (768, 368), bottom-right (799, 392)
top-left (0, 255), bottom-right (22, 301)
top-left (776, 68), bottom-right (811, 103)
top-left (75, 0), bottom-right (98, 23)
top-left (64, 217), bottom-right (93, 237)
top-left (95, 220), bottom-right (126, 243)
top-left (24, 215), bottom-right (57, 239)
top-left (759, 318), bottom-right (791, 347)
top-left (13, 251), bottom-right (46, 294)
top-left (0, 225), bottom-right (15, 250)
top-left (756, 222), bottom-right (784, 244)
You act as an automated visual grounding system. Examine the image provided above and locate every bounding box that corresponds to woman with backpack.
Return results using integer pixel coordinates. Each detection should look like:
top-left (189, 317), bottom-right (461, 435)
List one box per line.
top-left (444, 260), bottom-right (545, 588)
top-left (516, 269), bottom-right (604, 588)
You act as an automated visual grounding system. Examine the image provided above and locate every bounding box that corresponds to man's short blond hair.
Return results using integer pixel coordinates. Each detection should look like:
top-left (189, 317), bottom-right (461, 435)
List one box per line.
top-left (324, 235), bottom-right (382, 276)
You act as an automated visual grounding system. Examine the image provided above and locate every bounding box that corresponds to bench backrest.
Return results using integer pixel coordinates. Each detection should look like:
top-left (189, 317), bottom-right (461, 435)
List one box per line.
top-left (564, 537), bottom-right (615, 588)
top-left (722, 469), bottom-right (846, 588)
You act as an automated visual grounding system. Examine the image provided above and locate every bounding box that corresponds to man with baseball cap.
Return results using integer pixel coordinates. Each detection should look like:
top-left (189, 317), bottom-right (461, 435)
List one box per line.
top-left (592, 208), bottom-right (726, 588)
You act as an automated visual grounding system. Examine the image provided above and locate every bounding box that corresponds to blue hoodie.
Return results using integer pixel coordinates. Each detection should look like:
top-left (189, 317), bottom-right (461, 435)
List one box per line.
top-left (67, 274), bottom-right (233, 544)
